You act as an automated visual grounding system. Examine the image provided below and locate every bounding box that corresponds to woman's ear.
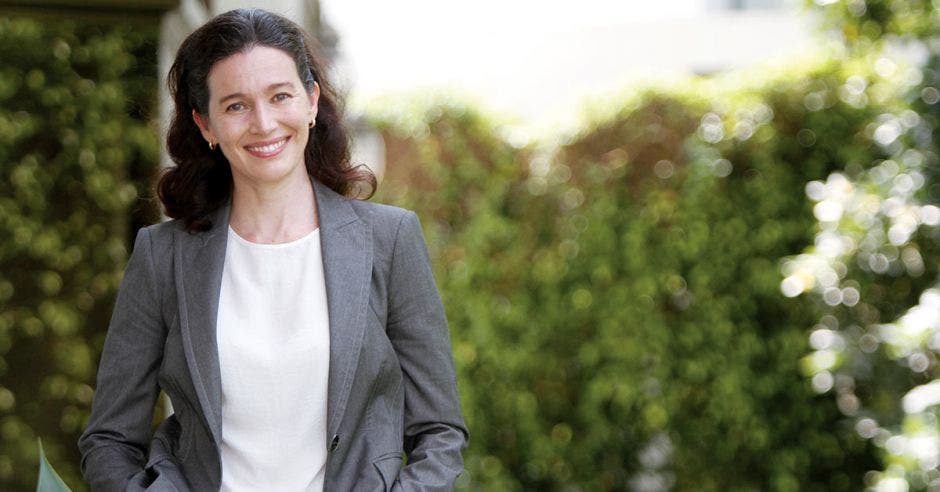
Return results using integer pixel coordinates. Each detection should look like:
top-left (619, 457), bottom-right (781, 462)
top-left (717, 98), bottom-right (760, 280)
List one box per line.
top-left (308, 82), bottom-right (320, 122)
top-left (192, 110), bottom-right (215, 145)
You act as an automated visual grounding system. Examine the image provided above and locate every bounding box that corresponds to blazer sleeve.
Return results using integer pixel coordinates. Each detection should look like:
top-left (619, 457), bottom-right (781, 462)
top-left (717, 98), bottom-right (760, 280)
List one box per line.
top-left (78, 227), bottom-right (167, 491)
top-left (386, 211), bottom-right (469, 490)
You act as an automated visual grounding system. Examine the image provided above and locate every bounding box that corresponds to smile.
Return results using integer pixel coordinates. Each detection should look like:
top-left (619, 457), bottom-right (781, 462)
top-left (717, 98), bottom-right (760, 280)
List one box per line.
top-left (245, 137), bottom-right (289, 156)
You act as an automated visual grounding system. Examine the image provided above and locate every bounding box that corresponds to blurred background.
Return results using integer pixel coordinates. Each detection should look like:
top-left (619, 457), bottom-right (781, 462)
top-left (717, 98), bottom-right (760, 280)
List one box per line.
top-left (1, 0), bottom-right (939, 490)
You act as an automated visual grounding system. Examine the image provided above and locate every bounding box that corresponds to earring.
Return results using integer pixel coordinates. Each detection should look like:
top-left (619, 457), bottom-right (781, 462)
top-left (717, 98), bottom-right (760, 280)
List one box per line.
top-left (208, 141), bottom-right (216, 150)
top-left (309, 119), bottom-right (315, 129)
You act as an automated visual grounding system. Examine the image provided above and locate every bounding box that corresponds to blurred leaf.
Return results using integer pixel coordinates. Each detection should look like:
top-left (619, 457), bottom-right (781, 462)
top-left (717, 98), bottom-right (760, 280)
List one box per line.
top-left (36, 440), bottom-right (70, 492)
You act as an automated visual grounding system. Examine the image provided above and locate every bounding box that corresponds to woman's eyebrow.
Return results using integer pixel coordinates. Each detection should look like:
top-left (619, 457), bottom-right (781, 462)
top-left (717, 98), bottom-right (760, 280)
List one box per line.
top-left (217, 82), bottom-right (294, 105)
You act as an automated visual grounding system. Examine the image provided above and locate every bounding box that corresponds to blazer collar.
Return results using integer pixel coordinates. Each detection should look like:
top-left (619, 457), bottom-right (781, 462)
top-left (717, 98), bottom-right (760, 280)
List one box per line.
top-left (313, 180), bottom-right (374, 439)
top-left (175, 180), bottom-right (373, 447)
top-left (175, 204), bottom-right (229, 446)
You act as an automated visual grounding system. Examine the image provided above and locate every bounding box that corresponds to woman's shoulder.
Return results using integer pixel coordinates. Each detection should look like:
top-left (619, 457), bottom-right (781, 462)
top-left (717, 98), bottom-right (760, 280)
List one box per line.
top-left (139, 203), bottom-right (230, 240)
top-left (345, 199), bottom-right (428, 251)
top-left (316, 179), bottom-right (416, 228)
top-left (348, 198), bottom-right (414, 224)
top-left (137, 217), bottom-right (188, 241)
top-left (132, 217), bottom-right (202, 256)
top-left (123, 222), bottom-right (170, 264)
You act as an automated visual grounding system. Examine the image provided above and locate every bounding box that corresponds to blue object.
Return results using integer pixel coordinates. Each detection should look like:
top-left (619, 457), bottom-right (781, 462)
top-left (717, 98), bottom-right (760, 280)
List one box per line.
top-left (37, 439), bottom-right (71, 492)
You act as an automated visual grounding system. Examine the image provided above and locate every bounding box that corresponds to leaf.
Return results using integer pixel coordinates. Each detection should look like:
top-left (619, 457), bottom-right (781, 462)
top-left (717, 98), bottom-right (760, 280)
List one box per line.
top-left (36, 439), bottom-right (72, 492)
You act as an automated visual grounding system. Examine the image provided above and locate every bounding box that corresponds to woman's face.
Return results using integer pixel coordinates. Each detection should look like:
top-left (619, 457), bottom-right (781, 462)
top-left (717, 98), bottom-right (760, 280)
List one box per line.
top-left (193, 45), bottom-right (319, 192)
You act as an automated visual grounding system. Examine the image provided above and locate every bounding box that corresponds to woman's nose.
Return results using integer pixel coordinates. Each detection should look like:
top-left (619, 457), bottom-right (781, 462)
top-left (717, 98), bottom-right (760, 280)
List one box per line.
top-left (249, 104), bottom-right (277, 134)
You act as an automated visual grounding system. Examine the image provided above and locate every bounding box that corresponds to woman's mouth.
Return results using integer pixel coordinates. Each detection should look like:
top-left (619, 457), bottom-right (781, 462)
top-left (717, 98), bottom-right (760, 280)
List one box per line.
top-left (245, 137), bottom-right (289, 157)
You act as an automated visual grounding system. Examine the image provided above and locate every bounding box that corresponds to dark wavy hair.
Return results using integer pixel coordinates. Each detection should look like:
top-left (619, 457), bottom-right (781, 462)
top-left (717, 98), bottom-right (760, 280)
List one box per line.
top-left (158, 8), bottom-right (375, 232)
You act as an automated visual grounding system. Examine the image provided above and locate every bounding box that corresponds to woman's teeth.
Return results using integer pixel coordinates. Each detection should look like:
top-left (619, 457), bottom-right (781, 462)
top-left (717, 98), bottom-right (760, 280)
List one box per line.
top-left (247, 139), bottom-right (286, 153)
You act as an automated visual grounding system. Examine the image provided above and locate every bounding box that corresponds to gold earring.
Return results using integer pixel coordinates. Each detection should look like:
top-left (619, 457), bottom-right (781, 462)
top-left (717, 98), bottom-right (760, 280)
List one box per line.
top-left (208, 141), bottom-right (216, 150)
top-left (309, 119), bottom-right (315, 129)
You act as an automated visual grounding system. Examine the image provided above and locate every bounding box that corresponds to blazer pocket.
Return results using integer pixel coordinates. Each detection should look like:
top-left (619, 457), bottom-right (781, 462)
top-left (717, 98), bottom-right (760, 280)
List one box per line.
top-left (372, 452), bottom-right (403, 491)
top-left (123, 458), bottom-right (186, 492)
top-left (141, 420), bottom-right (190, 492)
top-left (141, 458), bottom-right (189, 492)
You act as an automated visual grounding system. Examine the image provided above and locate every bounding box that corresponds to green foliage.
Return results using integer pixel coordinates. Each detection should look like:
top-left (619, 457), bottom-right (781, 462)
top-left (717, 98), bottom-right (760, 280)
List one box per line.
top-left (808, 0), bottom-right (940, 46)
top-left (369, 58), bottom-right (889, 490)
top-left (0, 16), bottom-right (158, 491)
top-left (792, 1), bottom-right (940, 489)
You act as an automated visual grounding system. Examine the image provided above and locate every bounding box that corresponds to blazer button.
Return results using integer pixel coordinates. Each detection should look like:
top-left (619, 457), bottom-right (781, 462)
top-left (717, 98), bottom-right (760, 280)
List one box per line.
top-left (329, 435), bottom-right (339, 451)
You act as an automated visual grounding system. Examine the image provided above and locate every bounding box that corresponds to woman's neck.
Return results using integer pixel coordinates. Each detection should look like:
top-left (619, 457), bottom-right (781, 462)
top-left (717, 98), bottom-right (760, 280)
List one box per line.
top-left (228, 176), bottom-right (319, 244)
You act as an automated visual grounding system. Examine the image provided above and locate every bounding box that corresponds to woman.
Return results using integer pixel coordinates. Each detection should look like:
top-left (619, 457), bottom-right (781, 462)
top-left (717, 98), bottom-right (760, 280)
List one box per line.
top-left (78, 8), bottom-right (467, 491)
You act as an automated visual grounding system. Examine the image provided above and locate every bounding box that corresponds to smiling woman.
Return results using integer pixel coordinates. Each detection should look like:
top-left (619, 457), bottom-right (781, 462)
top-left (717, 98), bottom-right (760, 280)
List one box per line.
top-left (192, 45), bottom-right (322, 242)
top-left (157, 7), bottom-right (373, 235)
top-left (77, 8), bottom-right (468, 491)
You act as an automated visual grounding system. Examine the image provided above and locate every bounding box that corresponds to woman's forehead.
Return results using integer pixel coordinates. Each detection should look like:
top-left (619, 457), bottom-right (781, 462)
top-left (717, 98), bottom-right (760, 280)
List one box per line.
top-left (207, 46), bottom-right (301, 97)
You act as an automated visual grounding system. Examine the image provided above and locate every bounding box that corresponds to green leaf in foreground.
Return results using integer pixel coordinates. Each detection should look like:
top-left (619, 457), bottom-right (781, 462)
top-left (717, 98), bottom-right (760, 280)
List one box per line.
top-left (37, 439), bottom-right (72, 492)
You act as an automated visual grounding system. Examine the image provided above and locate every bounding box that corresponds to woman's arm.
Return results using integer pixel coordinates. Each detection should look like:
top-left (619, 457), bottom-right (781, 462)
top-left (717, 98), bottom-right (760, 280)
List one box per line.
top-left (78, 227), bottom-right (166, 492)
top-left (386, 211), bottom-right (469, 490)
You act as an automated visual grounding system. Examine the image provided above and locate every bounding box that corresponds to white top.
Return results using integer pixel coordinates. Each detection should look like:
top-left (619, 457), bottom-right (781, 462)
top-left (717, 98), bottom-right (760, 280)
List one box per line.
top-left (216, 226), bottom-right (330, 492)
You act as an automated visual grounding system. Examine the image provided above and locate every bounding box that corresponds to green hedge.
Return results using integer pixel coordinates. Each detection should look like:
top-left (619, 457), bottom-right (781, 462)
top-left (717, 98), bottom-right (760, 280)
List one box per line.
top-left (793, 1), bottom-right (940, 488)
top-left (0, 17), bottom-right (158, 490)
top-left (369, 57), bottom-right (894, 490)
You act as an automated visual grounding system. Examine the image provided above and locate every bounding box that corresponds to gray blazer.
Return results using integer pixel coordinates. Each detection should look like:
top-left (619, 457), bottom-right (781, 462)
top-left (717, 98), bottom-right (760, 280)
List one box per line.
top-left (78, 180), bottom-right (468, 491)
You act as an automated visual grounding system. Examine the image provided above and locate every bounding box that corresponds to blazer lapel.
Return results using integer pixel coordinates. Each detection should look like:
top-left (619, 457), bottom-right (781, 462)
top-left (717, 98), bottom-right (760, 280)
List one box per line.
top-left (315, 180), bottom-right (373, 439)
top-left (175, 205), bottom-right (229, 446)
